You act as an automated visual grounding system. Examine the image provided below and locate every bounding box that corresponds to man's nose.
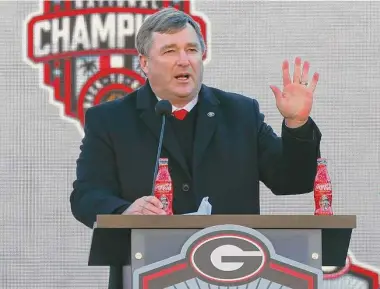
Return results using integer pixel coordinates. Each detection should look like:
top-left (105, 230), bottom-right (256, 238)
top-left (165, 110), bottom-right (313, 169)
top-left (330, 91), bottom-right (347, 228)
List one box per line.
top-left (176, 51), bottom-right (190, 66)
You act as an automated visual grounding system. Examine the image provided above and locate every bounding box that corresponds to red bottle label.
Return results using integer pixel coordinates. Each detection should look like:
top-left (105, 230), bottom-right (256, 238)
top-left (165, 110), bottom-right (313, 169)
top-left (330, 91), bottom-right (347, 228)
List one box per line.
top-left (154, 158), bottom-right (173, 215)
top-left (314, 158), bottom-right (333, 215)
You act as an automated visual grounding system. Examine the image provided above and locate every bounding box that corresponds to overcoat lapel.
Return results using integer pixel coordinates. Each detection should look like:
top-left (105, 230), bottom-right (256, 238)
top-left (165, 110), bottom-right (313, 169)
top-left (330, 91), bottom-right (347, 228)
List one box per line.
top-left (136, 83), bottom-right (191, 179)
top-left (192, 85), bottom-right (220, 169)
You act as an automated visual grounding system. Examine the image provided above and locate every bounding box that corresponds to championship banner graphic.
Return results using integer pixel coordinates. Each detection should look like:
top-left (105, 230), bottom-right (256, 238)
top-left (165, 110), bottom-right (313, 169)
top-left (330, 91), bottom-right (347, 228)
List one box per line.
top-left (133, 225), bottom-right (323, 289)
top-left (24, 0), bottom-right (211, 134)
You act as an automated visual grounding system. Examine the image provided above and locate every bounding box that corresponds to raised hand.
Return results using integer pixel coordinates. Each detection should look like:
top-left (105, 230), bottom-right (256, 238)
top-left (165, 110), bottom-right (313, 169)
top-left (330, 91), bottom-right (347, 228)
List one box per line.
top-left (270, 57), bottom-right (319, 128)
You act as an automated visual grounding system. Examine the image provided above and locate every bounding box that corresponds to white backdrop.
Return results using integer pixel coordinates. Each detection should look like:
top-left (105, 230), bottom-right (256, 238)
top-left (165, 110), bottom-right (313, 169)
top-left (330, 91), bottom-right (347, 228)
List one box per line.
top-left (0, 1), bottom-right (379, 288)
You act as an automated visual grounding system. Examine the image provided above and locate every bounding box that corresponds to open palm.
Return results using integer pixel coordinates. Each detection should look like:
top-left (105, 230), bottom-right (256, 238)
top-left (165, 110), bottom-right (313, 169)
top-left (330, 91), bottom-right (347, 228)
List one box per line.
top-left (270, 57), bottom-right (319, 123)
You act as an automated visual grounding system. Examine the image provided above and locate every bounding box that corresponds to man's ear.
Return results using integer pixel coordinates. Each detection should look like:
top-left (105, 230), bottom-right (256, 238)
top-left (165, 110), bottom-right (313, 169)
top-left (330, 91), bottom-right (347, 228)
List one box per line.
top-left (139, 54), bottom-right (149, 75)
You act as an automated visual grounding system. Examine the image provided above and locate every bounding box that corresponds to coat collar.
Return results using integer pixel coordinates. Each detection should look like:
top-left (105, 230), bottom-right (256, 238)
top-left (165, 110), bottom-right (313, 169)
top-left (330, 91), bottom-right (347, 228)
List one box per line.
top-left (136, 80), bottom-right (219, 110)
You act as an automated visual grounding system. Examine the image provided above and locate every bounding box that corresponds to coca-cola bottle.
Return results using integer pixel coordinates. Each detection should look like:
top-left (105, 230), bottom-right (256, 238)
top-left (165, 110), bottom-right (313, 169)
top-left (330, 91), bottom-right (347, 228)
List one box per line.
top-left (153, 158), bottom-right (173, 215)
top-left (314, 158), bottom-right (334, 215)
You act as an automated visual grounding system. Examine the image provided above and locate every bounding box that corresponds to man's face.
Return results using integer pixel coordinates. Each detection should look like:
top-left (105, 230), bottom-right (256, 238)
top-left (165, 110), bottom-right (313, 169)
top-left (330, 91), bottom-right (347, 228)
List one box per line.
top-left (139, 24), bottom-right (204, 106)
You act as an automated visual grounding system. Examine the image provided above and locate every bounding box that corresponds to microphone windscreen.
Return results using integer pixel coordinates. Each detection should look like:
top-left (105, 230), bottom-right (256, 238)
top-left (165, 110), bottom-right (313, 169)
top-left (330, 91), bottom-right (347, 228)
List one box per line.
top-left (155, 100), bottom-right (172, 116)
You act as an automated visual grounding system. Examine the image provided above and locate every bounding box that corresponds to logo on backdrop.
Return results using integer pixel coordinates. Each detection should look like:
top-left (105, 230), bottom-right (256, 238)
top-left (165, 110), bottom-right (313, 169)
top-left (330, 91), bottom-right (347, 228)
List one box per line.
top-left (133, 225), bottom-right (323, 289)
top-left (24, 0), bottom-right (210, 134)
top-left (322, 251), bottom-right (380, 289)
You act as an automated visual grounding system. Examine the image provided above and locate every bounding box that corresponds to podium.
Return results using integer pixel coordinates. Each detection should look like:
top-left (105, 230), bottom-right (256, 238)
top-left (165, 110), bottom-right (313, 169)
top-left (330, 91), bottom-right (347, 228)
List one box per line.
top-left (89, 215), bottom-right (356, 289)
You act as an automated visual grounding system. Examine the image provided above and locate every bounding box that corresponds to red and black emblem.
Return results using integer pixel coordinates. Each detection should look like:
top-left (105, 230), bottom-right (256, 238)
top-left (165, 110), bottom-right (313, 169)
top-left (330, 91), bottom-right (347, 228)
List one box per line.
top-left (133, 225), bottom-right (323, 289)
top-left (25, 0), bottom-right (210, 131)
top-left (322, 254), bottom-right (379, 289)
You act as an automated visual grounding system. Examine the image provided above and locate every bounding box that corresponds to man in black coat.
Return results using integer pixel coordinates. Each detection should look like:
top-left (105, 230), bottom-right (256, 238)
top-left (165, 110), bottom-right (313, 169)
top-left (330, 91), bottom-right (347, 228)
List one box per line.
top-left (70, 7), bottom-right (322, 289)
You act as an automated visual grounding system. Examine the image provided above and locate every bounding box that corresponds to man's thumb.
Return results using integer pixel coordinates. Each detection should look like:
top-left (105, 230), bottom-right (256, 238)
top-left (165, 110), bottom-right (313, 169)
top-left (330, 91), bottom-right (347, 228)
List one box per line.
top-left (269, 85), bottom-right (282, 100)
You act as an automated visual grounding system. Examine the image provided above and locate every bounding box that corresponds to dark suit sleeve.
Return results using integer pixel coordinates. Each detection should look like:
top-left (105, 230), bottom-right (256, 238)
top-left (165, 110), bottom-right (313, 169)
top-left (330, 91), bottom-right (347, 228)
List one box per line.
top-left (70, 107), bottom-right (132, 228)
top-left (255, 99), bottom-right (322, 195)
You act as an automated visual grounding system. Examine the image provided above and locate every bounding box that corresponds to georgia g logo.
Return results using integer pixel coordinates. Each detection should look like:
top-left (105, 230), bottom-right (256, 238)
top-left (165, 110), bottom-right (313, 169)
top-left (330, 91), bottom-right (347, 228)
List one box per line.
top-left (133, 225), bottom-right (323, 289)
top-left (189, 234), bottom-right (267, 284)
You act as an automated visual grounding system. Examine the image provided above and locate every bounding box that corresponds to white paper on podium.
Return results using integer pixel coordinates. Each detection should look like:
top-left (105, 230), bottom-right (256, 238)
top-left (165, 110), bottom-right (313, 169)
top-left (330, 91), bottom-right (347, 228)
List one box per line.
top-left (183, 197), bottom-right (212, 215)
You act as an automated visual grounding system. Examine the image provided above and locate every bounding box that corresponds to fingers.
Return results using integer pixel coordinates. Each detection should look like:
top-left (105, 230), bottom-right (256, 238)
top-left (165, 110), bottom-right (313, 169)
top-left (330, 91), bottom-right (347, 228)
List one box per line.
top-left (122, 209), bottom-right (142, 215)
top-left (282, 57), bottom-right (318, 92)
top-left (301, 61), bottom-right (310, 85)
top-left (139, 201), bottom-right (166, 215)
top-left (292, 57), bottom-right (302, 83)
top-left (130, 196), bottom-right (166, 215)
top-left (143, 196), bottom-right (163, 209)
top-left (282, 60), bottom-right (291, 87)
top-left (308, 72), bottom-right (319, 93)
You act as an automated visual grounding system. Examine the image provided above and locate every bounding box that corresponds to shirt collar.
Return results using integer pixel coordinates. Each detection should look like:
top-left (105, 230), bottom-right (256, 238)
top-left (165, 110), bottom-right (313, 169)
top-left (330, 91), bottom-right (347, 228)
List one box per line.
top-left (156, 95), bottom-right (198, 112)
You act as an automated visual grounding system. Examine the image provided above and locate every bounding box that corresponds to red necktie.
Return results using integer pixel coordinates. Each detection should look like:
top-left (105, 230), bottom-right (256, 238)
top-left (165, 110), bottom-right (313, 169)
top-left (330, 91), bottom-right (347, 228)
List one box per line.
top-left (172, 109), bottom-right (188, 120)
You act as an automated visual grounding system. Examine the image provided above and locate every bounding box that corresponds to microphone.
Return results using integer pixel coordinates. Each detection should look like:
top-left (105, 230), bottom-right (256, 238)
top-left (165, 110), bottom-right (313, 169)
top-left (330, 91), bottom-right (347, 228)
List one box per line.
top-left (151, 100), bottom-right (172, 195)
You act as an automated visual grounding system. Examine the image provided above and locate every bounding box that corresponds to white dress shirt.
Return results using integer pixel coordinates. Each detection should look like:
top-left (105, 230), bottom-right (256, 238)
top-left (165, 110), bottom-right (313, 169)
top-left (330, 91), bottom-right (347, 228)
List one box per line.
top-left (156, 95), bottom-right (198, 113)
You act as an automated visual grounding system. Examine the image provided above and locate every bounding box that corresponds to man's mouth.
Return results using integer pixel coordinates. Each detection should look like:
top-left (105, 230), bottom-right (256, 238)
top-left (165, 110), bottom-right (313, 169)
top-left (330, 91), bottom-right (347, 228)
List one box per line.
top-left (175, 73), bottom-right (190, 81)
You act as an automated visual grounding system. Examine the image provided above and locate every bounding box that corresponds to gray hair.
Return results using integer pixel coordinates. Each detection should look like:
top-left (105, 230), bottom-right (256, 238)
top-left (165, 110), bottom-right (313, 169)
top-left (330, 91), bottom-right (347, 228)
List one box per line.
top-left (135, 8), bottom-right (206, 56)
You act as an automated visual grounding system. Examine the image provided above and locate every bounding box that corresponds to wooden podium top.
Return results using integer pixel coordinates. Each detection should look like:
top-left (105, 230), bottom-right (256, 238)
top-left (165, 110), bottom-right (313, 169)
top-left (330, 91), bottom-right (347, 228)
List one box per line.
top-left (95, 214), bottom-right (356, 229)
top-left (89, 214), bottom-right (356, 267)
